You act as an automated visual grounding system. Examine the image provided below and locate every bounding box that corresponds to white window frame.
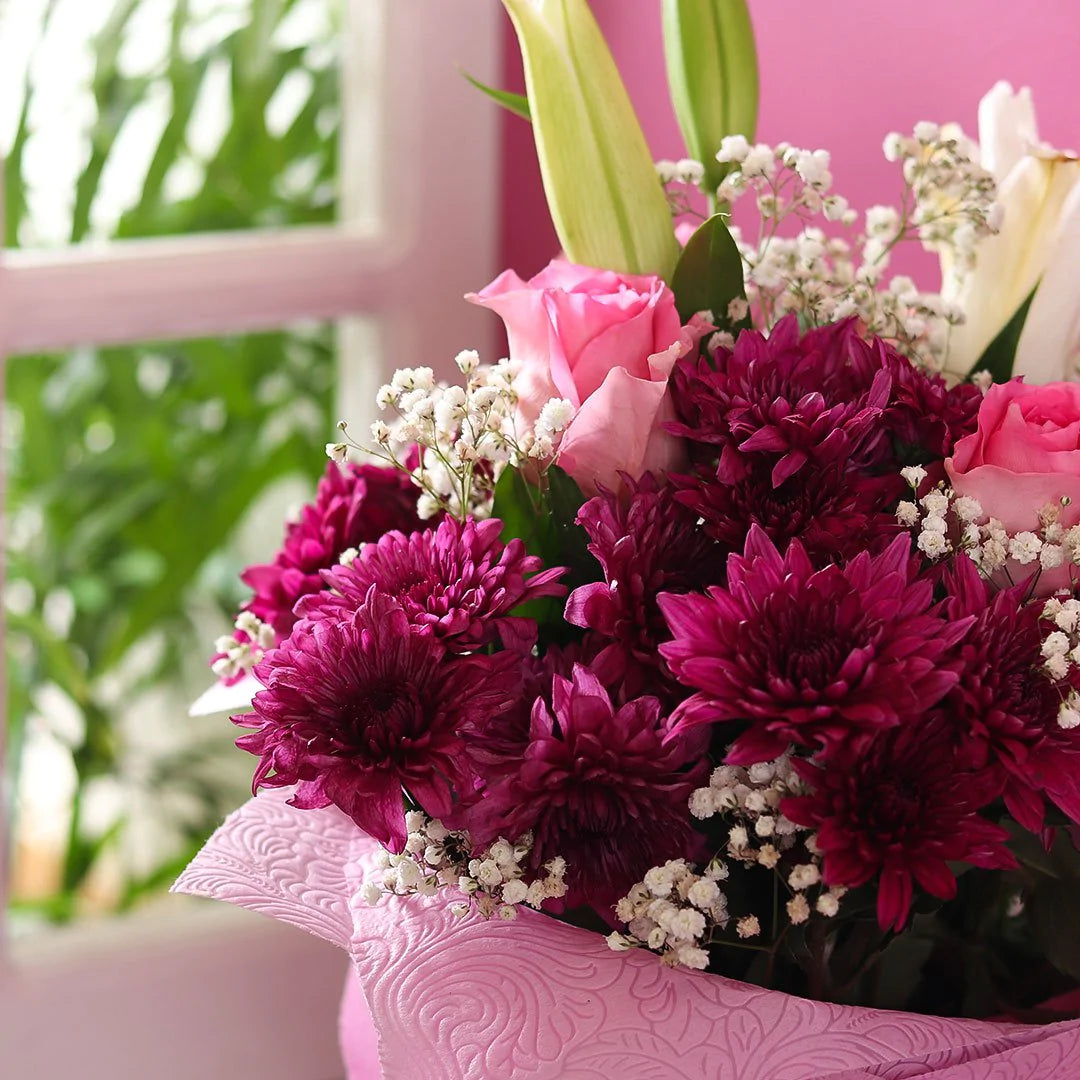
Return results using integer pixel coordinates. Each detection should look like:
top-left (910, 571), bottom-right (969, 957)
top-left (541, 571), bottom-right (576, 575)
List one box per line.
top-left (0, 4), bottom-right (501, 1076)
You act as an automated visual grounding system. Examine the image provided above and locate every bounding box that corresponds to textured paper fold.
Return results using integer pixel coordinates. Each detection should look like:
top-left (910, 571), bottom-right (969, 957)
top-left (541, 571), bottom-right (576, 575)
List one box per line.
top-left (175, 790), bottom-right (1080, 1080)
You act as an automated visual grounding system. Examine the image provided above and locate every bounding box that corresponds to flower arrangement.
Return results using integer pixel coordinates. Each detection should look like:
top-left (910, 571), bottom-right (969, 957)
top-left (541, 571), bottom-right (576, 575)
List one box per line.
top-left (179, 0), bottom-right (1080, 1072)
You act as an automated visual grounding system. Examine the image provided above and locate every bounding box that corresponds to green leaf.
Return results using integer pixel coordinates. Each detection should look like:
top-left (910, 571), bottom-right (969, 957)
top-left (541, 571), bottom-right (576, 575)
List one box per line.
top-left (492, 467), bottom-right (551, 556)
top-left (1011, 823), bottom-right (1080, 881)
top-left (662, 0), bottom-right (758, 197)
top-left (1009, 823), bottom-right (1060, 879)
top-left (492, 464), bottom-right (586, 559)
top-left (491, 465), bottom-right (592, 633)
top-left (967, 285), bottom-right (1038, 385)
top-left (491, 469), bottom-right (561, 630)
top-left (501, 0), bottom-right (679, 278)
top-left (671, 213), bottom-right (748, 326)
top-left (462, 70), bottom-right (531, 121)
top-left (544, 465), bottom-right (592, 581)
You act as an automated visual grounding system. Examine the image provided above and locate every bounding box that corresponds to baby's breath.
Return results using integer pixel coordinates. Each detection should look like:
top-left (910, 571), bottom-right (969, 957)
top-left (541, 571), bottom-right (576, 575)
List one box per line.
top-left (363, 813), bottom-right (568, 920)
top-left (900, 485), bottom-right (1080, 594)
top-left (335, 354), bottom-right (577, 522)
top-left (609, 754), bottom-right (842, 970)
top-left (710, 123), bottom-right (998, 371)
top-left (210, 610), bottom-right (276, 681)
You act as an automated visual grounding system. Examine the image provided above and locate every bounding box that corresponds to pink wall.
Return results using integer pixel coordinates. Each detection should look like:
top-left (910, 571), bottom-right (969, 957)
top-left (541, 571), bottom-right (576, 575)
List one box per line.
top-left (500, 0), bottom-right (1080, 279)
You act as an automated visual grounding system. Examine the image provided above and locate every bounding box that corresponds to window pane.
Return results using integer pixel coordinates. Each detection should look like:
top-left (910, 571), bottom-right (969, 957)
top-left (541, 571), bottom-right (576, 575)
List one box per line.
top-left (4, 324), bottom-right (336, 932)
top-left (0, 0), bottom-right (340, 248)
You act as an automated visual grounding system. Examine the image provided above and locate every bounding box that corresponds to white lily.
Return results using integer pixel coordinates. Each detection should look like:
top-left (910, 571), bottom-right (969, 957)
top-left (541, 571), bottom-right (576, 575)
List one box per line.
top-left (942, 81), bottom-right (1080, 383)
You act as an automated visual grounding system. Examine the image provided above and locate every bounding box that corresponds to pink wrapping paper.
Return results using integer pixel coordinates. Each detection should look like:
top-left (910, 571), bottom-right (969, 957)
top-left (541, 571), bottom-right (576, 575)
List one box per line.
top-left (174, 790), bottom-right (1080, 1079)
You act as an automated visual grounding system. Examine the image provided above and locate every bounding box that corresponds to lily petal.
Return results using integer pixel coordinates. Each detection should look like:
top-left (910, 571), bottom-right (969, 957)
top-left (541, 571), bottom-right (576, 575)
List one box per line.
top-left (1013, 179), bottom-right (1080, 383)
top-left (943, 155), bottom-right (1080, 376)
top-left (978, 80), bottom-right (1039, 184)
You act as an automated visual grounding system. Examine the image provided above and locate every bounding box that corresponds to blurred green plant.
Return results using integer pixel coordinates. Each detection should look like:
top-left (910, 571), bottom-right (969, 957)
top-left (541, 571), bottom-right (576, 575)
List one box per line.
top-left (3, 0), bottom-right (340, 924)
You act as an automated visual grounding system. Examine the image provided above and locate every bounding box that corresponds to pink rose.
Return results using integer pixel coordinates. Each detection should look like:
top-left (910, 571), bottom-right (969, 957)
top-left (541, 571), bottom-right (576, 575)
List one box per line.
top-left (468, 259), bottom-right (708, 495)
top-left (945, 379), bottom-right (1080, 593)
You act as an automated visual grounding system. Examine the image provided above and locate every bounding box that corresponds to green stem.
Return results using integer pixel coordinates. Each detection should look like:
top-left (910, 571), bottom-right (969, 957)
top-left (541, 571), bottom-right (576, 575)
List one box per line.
top-left (709, 937), bottom-right (772, 955)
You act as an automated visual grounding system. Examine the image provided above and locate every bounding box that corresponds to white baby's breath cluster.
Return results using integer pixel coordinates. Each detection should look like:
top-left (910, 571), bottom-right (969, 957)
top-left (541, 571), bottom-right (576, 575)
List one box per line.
top-left (334, 352), bottom-right (574, 521)
top-left (210, 610), bottom-right (275, 681)
top-left (897, 473), bottom-right (1080, 584)
top-left (606, 856), bottom-right (732, 970)
top-left (656, 157), bottom-right (709, 218)
top-left (900, 479), bottom-right (1080, 714)
top-left (711, 124), bottom-right (1000, 371)
top-left (609, 756), bottom-right (844, 969)
top-left (656, 157), bottom-right (707, 188)
top-left (362, 811), bottom-right (568, 922)
top-left (1039, 598), bottom-right (1080, 730)
top-left (692, 758), bottom-right (840, 920)
top-left (883, 122), bottom-right (1001, 278)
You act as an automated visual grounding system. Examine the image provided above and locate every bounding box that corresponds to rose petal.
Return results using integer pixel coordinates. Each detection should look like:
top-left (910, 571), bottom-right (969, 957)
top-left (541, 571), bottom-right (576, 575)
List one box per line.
top-left (557, 367), bottom-right (685, 495)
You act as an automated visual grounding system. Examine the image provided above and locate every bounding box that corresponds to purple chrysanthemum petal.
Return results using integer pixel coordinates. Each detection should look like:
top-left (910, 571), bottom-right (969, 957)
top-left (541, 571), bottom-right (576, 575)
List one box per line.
top-left (458, 663), bottom-right (706, 911)
top-left (564, 474), bottom-right (723, 699)
top-left (233, 587), bottom-right (522, 850)
top-left (660, 528), bottom-right (970, 762)
top-left (783, 720), bottom-right (1014, 932)
top-left (941, 554), bottom-right (1080, 833)
top-left (239, 461), bottom-right (422, 640)
top-left (666, 316), bottom-right (979, 564)
top-left (296, 515), bottom-right (567, 653)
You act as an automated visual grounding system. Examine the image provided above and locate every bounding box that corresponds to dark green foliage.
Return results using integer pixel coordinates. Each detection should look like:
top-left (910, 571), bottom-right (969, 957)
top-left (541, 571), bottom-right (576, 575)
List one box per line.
top-left (966, 286), bottom-right (1038, 385)
top-left (670, 213), bottom-right (748, 329)
top-left (490, 464), bottom-right (590, 642)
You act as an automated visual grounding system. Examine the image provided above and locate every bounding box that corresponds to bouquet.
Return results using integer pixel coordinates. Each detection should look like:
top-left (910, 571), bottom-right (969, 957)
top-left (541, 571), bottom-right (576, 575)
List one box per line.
top-left (178, 1), bottom-right (1080, 1075)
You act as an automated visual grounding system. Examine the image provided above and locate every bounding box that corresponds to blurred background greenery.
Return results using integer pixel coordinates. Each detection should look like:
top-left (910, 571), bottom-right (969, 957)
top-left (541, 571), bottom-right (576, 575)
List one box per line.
top-left (2, 0), bottom-right (341, 928)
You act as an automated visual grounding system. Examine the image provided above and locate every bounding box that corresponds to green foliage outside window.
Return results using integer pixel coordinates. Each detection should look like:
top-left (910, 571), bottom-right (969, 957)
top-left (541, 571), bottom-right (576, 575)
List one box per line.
top-left (4, 0), bottom-right (341, 925)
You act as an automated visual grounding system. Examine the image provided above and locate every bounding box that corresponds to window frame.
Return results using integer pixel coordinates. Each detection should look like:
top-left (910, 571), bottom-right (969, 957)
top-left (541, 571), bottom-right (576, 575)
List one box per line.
top-left (0, 3), bottom-right (501, 1075)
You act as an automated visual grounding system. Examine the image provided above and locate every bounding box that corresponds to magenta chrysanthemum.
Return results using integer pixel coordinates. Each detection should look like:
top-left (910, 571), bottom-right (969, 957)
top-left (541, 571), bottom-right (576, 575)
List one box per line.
top-left (671, 316), bottom-right (980, 480)
top-left (659, 528), bottom-right (970, 764)
top-left (942, 555), bottom-right (1080, 832)
top-left (233, 588), bottom-right (522, 851)
top-left (461, 636), bottom-right (610, 771)
top-left (673, 457), bottom-right (902, 564)
top-left (565, 475), bottom-right (722, 697)
top-left (878, 345), bottom-right (982, 458)
top-left (669, 317), bottom-right (893, 487)
top-left (783, 722), bottom-right (1015, 931)
top-left (461, 664), bottom-right (705, 909)
top-left (240, 461), bottom-right (422, 640)
top-left (296, 516), bottom-right (566, 653)
top-left (666, 318), bottom-right (978, 565)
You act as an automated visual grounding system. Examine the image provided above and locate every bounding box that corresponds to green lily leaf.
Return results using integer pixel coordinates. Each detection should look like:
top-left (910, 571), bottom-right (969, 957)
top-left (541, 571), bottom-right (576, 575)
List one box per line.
top-left (462, 70), bottom-right (531, 121)
top-left (662, 0), bottom-right (758, 198)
